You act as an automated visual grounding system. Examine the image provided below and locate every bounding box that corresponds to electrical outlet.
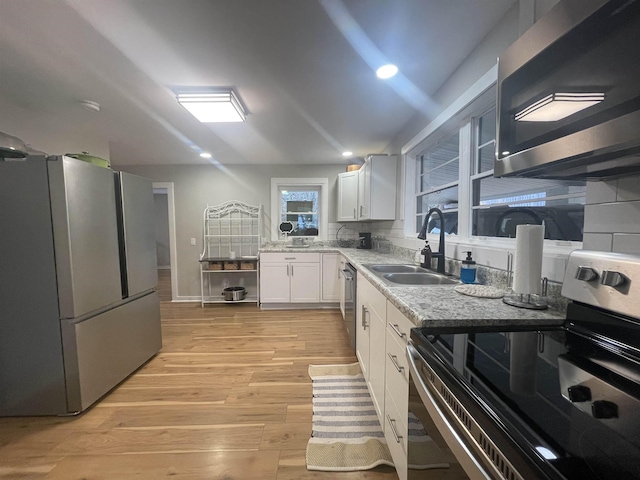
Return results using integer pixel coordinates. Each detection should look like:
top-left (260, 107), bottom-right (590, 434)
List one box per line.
top-left (190, 237), bottom-right (196, 246)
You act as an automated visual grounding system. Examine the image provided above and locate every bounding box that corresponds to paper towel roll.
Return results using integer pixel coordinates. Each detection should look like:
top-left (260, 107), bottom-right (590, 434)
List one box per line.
top-left (513, 224), bottom-right (544, 295)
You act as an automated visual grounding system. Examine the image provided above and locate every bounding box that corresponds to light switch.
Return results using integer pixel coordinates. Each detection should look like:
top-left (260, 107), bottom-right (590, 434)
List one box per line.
top-left (190, 237), bottom-right (196, 246)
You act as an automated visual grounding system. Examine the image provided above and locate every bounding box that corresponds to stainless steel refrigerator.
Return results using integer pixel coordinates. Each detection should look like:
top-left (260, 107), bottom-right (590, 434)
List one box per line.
top-left (0, 155), bottom-right (162, 416)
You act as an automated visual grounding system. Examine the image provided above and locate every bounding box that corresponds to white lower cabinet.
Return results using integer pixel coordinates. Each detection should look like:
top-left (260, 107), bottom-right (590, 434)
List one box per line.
top-left (260, 253), bottom-right (320, 304)
top-left (355, 274), bottom-right (414, 480)
top-left (321, 253), bottom-right (340, 302)
top-left (384, 302), bottom-right (414, 480)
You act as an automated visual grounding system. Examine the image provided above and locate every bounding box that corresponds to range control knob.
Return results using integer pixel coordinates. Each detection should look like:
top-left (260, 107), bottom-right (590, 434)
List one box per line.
top-left (601, 270), bottom-right (626, 287)
top-left (567, 385), bottom-right (592, 402)
top-left (591, 400), bottom-right (619, 419)
top-left (575, 266), bottom-right (598, 282)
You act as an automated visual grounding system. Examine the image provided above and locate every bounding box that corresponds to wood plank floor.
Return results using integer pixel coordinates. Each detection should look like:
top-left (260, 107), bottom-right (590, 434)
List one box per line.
top-left (0, 298), bottom-right (399, 479)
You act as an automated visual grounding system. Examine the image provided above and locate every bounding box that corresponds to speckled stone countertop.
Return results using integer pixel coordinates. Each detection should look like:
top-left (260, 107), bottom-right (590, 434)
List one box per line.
top-left (260, 245), bottom-right (565, 328)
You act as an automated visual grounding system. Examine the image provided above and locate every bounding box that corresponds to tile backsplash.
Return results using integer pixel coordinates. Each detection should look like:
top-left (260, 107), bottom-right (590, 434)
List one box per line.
top-left (583, 175), bottom-right (640, 254)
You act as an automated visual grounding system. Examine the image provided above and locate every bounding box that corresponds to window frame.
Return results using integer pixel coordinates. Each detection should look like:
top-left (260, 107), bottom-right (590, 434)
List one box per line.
top-left (270, 178), bottom-right (329, 241)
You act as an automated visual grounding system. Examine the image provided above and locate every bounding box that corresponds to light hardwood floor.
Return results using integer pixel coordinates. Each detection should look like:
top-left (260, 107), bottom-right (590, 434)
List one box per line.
top-left (0, 293), bottom-right (398, 479)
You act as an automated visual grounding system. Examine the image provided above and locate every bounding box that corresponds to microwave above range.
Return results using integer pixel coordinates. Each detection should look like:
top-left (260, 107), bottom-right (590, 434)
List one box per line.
top-left (495, 0), bottom-right (640, 180)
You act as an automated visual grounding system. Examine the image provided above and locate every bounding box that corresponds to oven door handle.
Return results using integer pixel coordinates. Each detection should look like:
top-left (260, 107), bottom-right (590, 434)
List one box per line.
top-left (406, 344), bottom-right (493, 480)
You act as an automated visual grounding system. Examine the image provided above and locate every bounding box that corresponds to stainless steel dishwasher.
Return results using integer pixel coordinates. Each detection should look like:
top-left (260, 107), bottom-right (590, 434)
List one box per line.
top-left (341, 263), bottom-right (356, 351)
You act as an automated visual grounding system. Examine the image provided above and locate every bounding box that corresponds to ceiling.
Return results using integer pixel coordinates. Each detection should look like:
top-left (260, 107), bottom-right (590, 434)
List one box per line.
top-left (0, 0), bottom-right (516, 166)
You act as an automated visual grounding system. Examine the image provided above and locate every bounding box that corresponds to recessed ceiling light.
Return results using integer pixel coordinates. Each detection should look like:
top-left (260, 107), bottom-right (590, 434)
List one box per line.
top-left (200, 152), bottom-right (212, 158)
top-left (176, 89), bottom-right (247, 123)
top-left (342, 151), bottom-right (353, 157)
top-left (376, 64), bottom-right (398, 79)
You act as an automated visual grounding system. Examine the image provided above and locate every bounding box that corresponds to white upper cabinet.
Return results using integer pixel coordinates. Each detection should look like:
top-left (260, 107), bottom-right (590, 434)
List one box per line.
top-left (336, 155), bottom-right (397, 222)
top-left (336, 171), bottom-right (358, 222)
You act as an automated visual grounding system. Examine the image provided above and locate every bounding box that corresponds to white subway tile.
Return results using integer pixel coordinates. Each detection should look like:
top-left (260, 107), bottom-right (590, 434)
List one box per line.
top-left (612, 234), bottom-right (640, 254)
top-left (585, 180), bottom-right (618, 204)
top-left (582, 233), bottom-right (613, 252)
top-left (617, 175), bottom-right (640, 202)
top-left (583, 201), bottom-right (640, 233)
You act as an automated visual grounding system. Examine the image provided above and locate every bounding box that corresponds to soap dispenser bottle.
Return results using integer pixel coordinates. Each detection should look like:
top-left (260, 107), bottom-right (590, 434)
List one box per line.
top-left (460, 251), bottom-right (477, 284)
top-left (420, 241), bottom-right (432, 269)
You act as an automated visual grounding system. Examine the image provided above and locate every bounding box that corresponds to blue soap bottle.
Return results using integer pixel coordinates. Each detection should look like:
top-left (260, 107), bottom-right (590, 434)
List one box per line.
top-left (460, 251), bottom-right (477, 284)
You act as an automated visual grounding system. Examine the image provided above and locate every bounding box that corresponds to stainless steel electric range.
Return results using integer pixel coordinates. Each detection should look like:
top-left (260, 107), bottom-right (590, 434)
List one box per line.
top-left (407, 250), bottom-right (640, 480)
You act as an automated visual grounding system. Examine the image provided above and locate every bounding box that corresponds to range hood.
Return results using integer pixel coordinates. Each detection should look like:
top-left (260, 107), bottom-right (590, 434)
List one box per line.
top-left (495, 0), bottom-right (640, 180)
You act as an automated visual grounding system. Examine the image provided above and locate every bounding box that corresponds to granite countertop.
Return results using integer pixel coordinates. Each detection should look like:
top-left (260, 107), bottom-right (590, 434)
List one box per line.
top-left (260, 245), bottom-right (565, 328)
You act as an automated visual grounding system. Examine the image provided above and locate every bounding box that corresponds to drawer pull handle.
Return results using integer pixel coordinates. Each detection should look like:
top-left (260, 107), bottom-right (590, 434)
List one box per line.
top-left (284, 257), bottom-right (296, 260)
top-left (386, 414), bottom-right (402, 443)
top-left (361, 306), bottom-right (368, 329)
top-left (387, 353), bottom-right (404, 373)
top-left (389, 323), bottom-right (406, 339)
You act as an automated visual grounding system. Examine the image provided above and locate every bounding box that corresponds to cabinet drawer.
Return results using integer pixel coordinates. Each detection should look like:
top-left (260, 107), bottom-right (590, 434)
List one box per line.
top-left (384, 386), bottom-right (408, 480)
top-left (386, 302), bottom-right (414, 347)
top-left (385, 325), bottom-right (409, 414)
top-left (260, 252), bottom-right (320, 263)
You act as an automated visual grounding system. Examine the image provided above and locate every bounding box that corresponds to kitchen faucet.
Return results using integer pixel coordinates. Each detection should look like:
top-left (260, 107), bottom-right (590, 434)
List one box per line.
top-left (417, 207), bottom-right (446, 274)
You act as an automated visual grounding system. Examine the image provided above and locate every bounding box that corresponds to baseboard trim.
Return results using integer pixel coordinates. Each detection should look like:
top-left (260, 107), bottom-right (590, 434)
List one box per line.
top-left (260, 303), bottom-right (340, 310)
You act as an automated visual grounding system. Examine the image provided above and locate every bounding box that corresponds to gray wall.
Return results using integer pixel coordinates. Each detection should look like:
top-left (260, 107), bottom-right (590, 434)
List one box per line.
top-left (119, 163), bottom-right (345, 298)
top-left (154, 193), bottom-right (171, 268)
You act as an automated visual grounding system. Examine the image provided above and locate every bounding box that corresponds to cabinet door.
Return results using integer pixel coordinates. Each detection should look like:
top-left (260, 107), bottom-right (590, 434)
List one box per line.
top-left (357, 163), bottom-right (370, 220)
top-left (368, 155), bottom-right (397, 220)
top-left (290, 262), bottom-right (320, 303)
top-left (259, 263), bottom-right (290, 303)
top-left (337, 172), bottom-right (358, 221)
top-left (356, 290), bottom-right (370, 381)
top-left (321, 253), bottom-right (340, 302)
top-left (368, 304), bottom-right (386, 422)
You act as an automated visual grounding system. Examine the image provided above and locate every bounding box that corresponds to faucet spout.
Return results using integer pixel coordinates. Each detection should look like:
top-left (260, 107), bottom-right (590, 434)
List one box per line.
top-left (417, 207), bottom-right (446, 274)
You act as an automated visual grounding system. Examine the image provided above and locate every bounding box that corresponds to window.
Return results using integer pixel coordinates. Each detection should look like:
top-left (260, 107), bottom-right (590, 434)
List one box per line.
top-left (470, 108), bottom-right (585, 241)
top-left (281, 190), bottom-right (319, 237)
top-left (416, 131), bottom-right (460, 235)
top-left (411, 106), bottom-right (585, 242)
top-left (270, 178), bottom-right (328, 241)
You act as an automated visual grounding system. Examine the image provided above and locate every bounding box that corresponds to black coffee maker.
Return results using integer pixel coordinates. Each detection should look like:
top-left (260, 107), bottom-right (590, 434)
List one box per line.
top-left (357, 232), bottom-right (372, 249)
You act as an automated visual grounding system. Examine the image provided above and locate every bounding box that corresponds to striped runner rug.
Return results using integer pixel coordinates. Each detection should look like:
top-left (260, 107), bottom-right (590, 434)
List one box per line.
top-left (306, 363), bottom-right (392, 471)
top-left (306, 363), bottom-right (451, 472)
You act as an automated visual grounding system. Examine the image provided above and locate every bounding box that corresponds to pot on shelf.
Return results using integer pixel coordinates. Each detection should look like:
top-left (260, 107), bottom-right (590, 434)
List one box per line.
top-left (222, 286), bottom-right (247, 301)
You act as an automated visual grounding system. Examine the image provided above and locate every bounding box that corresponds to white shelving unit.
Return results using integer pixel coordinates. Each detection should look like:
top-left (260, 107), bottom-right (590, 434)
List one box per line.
top-left (199, 201), bottom-right (263, 306)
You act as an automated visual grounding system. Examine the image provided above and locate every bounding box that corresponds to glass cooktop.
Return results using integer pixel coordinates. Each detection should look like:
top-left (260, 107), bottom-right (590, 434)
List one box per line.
top-left (411, 321), bottom-right (640, 480)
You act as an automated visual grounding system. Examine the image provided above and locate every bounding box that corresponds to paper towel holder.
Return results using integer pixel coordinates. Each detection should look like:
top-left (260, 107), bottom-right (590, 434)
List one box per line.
top-left (503, 253), bottom-right (549, 309)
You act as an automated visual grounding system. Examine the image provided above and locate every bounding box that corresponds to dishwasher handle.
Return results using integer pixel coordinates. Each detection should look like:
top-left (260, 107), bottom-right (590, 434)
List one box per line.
top-left (341, 269), bottom-right (354, 281)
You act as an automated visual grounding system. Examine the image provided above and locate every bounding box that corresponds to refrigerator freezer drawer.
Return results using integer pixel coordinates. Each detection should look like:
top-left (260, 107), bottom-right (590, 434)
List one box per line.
top-left (62, 291), bottom-right (162, 413)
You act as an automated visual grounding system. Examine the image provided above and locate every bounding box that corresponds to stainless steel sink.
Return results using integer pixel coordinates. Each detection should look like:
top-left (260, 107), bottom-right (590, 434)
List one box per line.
top-left (362, 264), bottom-right (459, 286)
top-left (382, 273), bottom-right (459, 285)
top-left (368, 264), bottom-right (427, 273)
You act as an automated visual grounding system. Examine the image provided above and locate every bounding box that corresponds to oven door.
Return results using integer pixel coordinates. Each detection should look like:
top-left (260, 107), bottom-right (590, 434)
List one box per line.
top-left (407, 343), bottom-right (547, 480)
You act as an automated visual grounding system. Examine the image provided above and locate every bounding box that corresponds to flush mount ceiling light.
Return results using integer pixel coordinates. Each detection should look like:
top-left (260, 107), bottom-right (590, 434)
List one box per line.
top-left (199, 152), bottom-right (212, 158)
top-left (176, 89), bottom-right (247, 123)
top-left (376, 64), bottom-right (398, 79)
top-left (342, 151), bottom-right (353, 157)
top-left (80, 100), bottom-right (100, 112)
top-left (515, 92), bottom-right (605, 122)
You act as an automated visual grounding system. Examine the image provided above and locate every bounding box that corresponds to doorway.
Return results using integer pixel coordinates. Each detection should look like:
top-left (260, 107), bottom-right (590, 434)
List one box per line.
top-left (152, 182), bottom-right (177, 302)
